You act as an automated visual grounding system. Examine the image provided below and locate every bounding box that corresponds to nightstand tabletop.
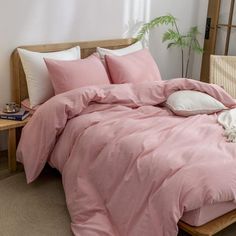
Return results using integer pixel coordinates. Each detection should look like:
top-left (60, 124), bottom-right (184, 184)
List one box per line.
top-left (0, 117), bottom-right (30, 131)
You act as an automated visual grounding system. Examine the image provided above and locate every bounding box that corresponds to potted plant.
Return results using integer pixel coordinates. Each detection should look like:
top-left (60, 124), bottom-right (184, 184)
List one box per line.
top-left (136, 14), bottom-right (203, 78)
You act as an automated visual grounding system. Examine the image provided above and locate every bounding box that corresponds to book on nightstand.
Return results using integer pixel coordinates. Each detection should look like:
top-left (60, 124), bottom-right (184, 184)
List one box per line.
top-left (0, 108), bottom-right (30, 121)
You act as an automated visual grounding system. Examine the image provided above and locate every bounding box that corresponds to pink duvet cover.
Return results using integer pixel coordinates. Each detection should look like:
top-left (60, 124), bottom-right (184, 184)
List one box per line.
top-left (17, 79), bottom-right (236, 236)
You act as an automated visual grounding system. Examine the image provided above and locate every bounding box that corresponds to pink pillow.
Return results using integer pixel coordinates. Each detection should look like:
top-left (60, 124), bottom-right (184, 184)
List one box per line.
top-left (44, 54), bottom-right (110, 95)
top-left (21, 99), bottom-right (40, 115)
top-left (93, 52), bottom-right (112, 82)
top-left (105, 48), bottom-right (162, 84)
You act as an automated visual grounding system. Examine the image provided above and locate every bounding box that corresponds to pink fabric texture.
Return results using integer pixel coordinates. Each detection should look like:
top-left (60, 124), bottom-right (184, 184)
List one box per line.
top-left (44, 54), bottom-right (110, 94)
top-left (181, 201), bottom-right (236, 226)
top-left (93, 52), bottom-right (112, 82)
top-left (17, 79), bottom-right (236, 236)
top-left (21, 99), bottom-right (40, 115)
top-left (105, 48), bottom-right (162, 84)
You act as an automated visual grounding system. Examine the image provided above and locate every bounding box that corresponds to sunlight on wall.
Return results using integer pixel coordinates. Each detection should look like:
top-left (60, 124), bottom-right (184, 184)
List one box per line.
top-left (122, 0), bottom-right (151, 38)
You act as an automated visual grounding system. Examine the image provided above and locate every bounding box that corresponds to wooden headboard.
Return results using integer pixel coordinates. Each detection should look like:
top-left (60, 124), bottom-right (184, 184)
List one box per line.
top-left (11, 38), bottom-right (135, 104)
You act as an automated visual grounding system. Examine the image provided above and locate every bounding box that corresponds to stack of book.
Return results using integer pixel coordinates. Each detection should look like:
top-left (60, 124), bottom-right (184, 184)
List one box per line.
top-left (0, 108), bottom-right (30, 121)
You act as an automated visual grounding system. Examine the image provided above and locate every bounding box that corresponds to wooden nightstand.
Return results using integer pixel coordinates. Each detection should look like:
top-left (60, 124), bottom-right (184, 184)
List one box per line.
top-left (0, 117), bottom-right (29, 172)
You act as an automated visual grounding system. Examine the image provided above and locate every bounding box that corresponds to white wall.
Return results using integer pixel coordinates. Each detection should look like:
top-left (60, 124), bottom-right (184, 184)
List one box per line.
top-left (149, 0), bottom-right (208, 80)
top-left (0, 0), bottom-right (208, 150)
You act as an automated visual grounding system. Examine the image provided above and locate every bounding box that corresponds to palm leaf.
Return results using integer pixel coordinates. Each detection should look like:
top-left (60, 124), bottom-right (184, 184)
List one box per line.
top-left (135, 14), bottom-right (203, 78)
top-left (167, 42), bottom-right (175, 49)
top-left (162, 30), bottom-right (188, 49)
top-left (162, 29), bottom-right (178, 42)
top-left (192, 38), bottom-right (204, 53)
top-left (136, 14), bottom-right (177, 41)
top-left (188, 26), bottom-right (200, 36)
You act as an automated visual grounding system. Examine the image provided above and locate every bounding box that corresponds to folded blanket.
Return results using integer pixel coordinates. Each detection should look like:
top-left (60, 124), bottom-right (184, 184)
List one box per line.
top-left (218, 108), bottom-right (236, 142)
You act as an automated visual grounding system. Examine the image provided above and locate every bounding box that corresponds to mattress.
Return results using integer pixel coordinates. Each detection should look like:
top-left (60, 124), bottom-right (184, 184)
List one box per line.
top-left (181, 201), bottom-right (236, 226)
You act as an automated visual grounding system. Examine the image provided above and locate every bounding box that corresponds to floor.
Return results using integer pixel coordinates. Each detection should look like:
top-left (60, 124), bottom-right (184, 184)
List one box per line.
top-left (0, 151), bottom-right (236, 236)
top-left (0, 150), bottom-right (22, 180)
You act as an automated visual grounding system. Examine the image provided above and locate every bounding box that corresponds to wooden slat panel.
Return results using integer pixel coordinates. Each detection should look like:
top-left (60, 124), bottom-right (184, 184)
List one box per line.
top-left (11, 38), bottom-right (135, 104)
top-left (200, 0), bottom-right (221, 83)
top-left (224, 0), bottom-right (235, 55)
top-left (210, 55), bottom-right (236, 98)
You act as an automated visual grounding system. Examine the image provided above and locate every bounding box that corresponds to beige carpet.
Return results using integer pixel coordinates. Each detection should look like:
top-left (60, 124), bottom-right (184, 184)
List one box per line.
top-left (0, 171), bottom-right (72, 236)
top-left (0, 171), bottom-right (236, 236)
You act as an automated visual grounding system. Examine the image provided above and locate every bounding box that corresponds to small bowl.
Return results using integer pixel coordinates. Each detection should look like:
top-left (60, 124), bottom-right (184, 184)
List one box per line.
top-left (3, 106), bottom-right (20, 114)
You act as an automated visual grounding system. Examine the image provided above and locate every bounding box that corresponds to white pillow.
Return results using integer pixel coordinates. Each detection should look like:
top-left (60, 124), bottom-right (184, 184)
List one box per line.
top-left (165, 90), bottom-right (227, 116)
top-left (96, 41), bottom-right (143, 59)
top-left (18, 46), bottom-right (81, 108)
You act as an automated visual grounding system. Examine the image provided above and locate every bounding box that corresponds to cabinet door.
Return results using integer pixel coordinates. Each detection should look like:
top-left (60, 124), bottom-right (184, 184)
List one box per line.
top-left (200, 0), bottom-right (236, 83)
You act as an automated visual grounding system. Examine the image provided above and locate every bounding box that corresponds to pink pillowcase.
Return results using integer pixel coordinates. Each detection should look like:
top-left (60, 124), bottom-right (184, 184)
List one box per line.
top-left (105, 48), bottom-right (162, 84)
top-left (21, 99), bottom-right (40, 115)
top-left (44, 54), bottom-right (110, 95)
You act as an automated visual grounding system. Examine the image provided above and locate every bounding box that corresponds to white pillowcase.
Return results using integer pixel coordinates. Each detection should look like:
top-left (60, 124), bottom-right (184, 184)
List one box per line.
top-left (96, 41), bottom-right (143, 59)
top-left (18, 46), bottom-right (81, 108)
top-left (165, 90), bottom-right (227, 116)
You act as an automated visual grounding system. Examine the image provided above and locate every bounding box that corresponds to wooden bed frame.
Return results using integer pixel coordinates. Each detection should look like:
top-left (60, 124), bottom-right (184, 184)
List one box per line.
top-left (10, 38), bottom-right (236, 236)
top-left (11, 38), bottom-right (135, 104)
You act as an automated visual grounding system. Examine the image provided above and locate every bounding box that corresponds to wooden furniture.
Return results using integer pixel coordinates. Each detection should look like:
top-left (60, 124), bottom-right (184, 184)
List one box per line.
top-left (200, 0), bottom-right (221, 83)
top-left (210, 55), bottom-right (236, 98)
top-left (12, 38), bottom-right (236, 236)
top-left (178, 209), bottom-right (236, 236)
top-left (0, 117), bottom-right (29, 172)
top-left (200, 0), bottom-right (236, 83)
top-left (11, 38), bottom-right (135, 104)
top-left (9, 38), bottom-right (134, 172)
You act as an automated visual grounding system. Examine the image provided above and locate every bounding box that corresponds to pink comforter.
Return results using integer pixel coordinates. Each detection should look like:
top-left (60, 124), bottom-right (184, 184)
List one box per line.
top-left (17, 79), bottom-right (236, 236)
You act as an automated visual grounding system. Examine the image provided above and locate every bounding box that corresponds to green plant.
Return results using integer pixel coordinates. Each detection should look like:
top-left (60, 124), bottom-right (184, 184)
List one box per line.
top-left (136, 14), bottom-right (203, 78)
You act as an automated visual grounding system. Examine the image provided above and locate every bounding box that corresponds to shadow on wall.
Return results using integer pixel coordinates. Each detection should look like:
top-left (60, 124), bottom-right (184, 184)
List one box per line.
top-left (187, 0), bottom-right (201, 78)
top-left (3, 0), bottom-right (152, 47)
top-left (122, 0), bottom-right (151, 38)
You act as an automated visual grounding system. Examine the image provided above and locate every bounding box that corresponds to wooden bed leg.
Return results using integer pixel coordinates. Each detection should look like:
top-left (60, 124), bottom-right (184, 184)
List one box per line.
top-left (8, 128), bottom-right (16, 172)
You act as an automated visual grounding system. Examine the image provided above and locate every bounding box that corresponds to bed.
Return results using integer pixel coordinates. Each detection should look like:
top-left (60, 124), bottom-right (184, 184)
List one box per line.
top-left (11, 38), bottom-right (236, 236)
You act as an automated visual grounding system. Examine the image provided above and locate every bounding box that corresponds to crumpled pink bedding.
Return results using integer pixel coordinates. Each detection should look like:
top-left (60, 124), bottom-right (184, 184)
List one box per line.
top-left (17, 79), bottom-right (236, 236)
